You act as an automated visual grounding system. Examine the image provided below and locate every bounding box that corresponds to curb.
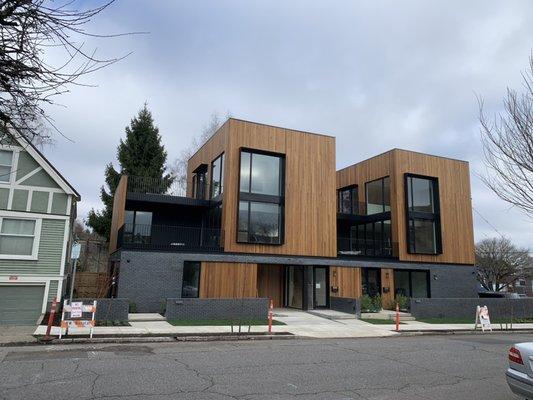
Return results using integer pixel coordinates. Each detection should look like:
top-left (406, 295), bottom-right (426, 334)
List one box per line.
top-left (395, 329), bottom-right (533, 337)
top-left (0, 332), bottom-right (295, 347)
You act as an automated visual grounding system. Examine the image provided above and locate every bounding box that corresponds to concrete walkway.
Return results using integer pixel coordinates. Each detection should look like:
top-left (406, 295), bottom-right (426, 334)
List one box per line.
top-left (29, 309), bottom-right (533, 341)
top-left (0, 326), bottom-right (36, 345)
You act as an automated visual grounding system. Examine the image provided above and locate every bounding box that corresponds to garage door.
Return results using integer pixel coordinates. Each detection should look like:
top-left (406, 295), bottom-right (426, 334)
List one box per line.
top-left (0, 285), bottom-right (45, 325)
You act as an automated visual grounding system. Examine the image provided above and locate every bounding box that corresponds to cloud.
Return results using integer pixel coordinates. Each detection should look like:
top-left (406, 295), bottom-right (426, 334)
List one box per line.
top-left (41, 0), bottom-right (533, 248)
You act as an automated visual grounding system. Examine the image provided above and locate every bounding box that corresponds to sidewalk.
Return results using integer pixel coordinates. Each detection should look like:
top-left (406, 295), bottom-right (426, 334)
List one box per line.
top-left (22, 309), bottom-right (533, 344)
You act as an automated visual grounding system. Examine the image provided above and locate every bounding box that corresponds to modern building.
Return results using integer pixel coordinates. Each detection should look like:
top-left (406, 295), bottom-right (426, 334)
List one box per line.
top-left (0, 134), bottom-right (80, 325)
top-left (109, 119), bottom-right (477, 313)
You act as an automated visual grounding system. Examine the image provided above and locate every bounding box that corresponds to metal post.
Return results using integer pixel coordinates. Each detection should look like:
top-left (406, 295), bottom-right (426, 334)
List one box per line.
top-left (395, 303), bottom-right (400, 332)
top-left (69, 258), bottom-right (78, 304)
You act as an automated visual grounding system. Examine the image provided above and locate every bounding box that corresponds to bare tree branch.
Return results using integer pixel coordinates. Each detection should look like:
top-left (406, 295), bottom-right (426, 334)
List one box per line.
top-left (0, 0), bottom-right (139, 143)
top-left (476, 237), bottom-right (531, 292)
top-left (479, 54), bottom-right (533, 217)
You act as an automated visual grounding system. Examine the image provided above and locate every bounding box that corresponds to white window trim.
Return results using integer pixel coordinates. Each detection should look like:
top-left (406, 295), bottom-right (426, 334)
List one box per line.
top-left (0, 217), bottom-right (42, 260)
top-left (0, 148), bottom-right (15, 185)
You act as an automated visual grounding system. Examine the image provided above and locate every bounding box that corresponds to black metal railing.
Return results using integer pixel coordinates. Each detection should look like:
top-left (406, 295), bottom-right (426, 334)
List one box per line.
top-left (126, 175), bottom-right (215, 199)
top-left (337, 237), bottom-right (397, 258)
top-left (337, 201), bottom-right (392, 217)
top-left (117, 223), bottom-right (223, 252)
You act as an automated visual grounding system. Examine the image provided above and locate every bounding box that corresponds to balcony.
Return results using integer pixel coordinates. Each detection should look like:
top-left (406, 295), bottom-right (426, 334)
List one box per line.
top-left (124, 175), bottom-right (219, 206)
top-left (117, 223), bottom-right (223, 252)
top-left (337, 237), bottom-right (398, 258)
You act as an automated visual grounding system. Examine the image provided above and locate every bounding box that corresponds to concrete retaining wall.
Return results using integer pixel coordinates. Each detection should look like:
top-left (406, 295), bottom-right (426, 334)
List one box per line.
top-left (410, 298), bottom-right (533, 319)
top-left (330, 297), bottom-right (361, 317)
top-left (165, 298), bottom-right (269, 321)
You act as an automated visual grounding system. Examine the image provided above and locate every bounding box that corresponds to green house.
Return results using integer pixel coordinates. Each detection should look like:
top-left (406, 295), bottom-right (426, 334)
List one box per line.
top-left (0, 134), bottom-right (80, 325)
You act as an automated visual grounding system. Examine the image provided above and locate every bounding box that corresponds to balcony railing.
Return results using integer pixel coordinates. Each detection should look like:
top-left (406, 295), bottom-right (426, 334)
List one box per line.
top-left (126, 175), bottom-right (217, 199)
top-left (337, 237), bottom-right (397, 258)
top-left (117, 223), bottom-right (223, 252)
top-left (338, 202), bottom-right (392, 217)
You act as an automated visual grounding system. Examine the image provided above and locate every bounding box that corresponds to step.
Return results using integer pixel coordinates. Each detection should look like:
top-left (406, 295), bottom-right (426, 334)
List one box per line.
top-left (128, 313), bottom-right (166, 322)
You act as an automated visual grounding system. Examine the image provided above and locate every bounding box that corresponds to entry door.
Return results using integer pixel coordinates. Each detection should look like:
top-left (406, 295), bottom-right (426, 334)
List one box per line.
top-left (286, 266), bottom-right (304, 309)
top-left (313, 267), bottom-right (329, 308)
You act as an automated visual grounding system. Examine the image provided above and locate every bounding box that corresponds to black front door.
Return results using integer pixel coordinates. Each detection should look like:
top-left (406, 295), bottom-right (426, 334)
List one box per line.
top-left (313, 267), bottom-right (329, 308)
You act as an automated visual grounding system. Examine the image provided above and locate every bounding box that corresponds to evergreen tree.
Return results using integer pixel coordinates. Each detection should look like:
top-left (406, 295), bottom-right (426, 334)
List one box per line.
top-left (87, 104), bottom-right (172, 240)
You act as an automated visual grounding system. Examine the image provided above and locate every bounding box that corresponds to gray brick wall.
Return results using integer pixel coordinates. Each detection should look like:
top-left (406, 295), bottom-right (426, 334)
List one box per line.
top-left (330, 297), bottom-right (361, 317)
top-left (410, 298), bottom-right (533, 319)
top-left (61, 298), bottom-right (129, 322)
top-left (118, 251), bottom-right (184, 313)
top-left (165, 298), bottom-right (268, 321)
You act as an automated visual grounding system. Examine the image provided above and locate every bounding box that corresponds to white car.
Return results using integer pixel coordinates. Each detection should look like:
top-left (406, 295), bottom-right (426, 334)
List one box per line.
top-left (506, 342), bottom-right (533, 399)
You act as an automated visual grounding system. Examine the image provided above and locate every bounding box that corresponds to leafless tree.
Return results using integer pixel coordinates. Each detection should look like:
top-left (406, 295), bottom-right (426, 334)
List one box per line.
top-left (479, 54), bottom-right (533, 217)
top-left (0, 0), bottom-right (131, 143)
top-left (171, 111), bottom-right (230, 194)
top-left (476, 237), bottom-right (530, 292)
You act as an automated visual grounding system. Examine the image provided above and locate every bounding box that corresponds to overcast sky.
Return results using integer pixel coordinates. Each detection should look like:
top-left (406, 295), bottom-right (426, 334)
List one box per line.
top-left (43, 0), bottom-right (533, 249)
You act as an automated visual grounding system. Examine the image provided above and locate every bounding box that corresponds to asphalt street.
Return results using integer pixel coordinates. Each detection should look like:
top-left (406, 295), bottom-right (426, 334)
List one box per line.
top-left (0, 333), bottom-right (531, 400)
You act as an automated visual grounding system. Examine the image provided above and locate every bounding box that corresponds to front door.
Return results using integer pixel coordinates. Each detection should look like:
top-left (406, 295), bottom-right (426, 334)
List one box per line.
top-left (313, 267), bottom-right (329, 308)
top-left (286, 266), bottom-right (304, 309)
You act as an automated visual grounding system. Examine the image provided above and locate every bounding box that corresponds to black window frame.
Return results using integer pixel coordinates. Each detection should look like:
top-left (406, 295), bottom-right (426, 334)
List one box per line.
top-left (210, 152), bottom-right (225, 199)
top-left (393, 269), bottom-right (431, 298)
top-left (365, 176), bottom-right (390, 214)
top-left (237, 148), bottom-right (285, 245)
top-left (181, 261), bottom-right (201, 298)
top-left (349, 219), bottom-right (392, 257)
top-left (404, 173), bottom-right (442, 255)
top-left (337, 185), bottom-right (359, 214)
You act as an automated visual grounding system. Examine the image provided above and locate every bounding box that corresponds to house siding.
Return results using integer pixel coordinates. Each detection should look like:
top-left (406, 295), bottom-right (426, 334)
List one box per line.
top-left (0, 219), bottom-right (66, 275)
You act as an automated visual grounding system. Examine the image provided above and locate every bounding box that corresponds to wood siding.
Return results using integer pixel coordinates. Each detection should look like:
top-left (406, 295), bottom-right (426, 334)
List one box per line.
top-left (330, 266), bottom-right (361, 298)
top-left (381, 268), bottom-right (394, 309)
top-left (392, 150), bottom-right (475, 264)
top-left (199, 262), bottom-right (258, 298)
top-left (109, 175), bottom-right (128, 254)
top-left (336, 149), bottom-right (475, 265)
top-left (257, 264), bottom-right (284, 307)
top-left (222, 119), bottom-right (337, 257)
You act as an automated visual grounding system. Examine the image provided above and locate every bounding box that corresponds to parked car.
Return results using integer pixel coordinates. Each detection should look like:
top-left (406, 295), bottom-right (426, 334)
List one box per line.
top-left (506, 342), bottom-right (533, 399)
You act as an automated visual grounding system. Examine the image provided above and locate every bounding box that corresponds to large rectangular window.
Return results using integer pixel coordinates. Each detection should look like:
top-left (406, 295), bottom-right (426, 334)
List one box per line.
top-left (338, 185), bottom-right (358, 214)
top-left (124, 210), bottom-right (153, 244)
top-left (210, 153), bottom-right (224, 199)
top-left (394, 270), bottom-right (430, 298)
top-left (238, 149), bottom-right (284, 244)
top-left (349, 219), bottom-right (392, 257)
top-left (182, 261), bottom-right (201, 298)
top-left (0, 150), bottom-right (13, 183)
top-left (366, 177), bottom-right (390, 214)
top-left (0, 218), bottom-right (38, 257)
top-left (405, 174), bottom-right (441, 254)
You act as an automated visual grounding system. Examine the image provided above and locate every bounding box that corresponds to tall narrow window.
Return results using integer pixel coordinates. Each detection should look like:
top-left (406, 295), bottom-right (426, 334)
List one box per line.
top-left (182, 261), bottom-right (201, 298)
top-left (237, 149), bottom-right (284, 244)
top-left (405, 174), bottom-right (441, 254)
top-left (0, 150), bottom-right (13, 183)
top-left (191, 164), bottom-right (208, 200)
top-left (210, 153), bottom-right (224, 198)
top-left (365, 177), bottom-right (390, 214)
top-left (338, 185), bottom-right (358, 214)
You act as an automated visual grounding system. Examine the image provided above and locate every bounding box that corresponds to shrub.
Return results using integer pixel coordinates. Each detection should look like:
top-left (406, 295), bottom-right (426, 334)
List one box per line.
top-left (361, 294), bottom-right (382, 312)
top-left (396, 294), bottom-right (410, 311)
top-left (129, 302), bottom-right (137, 313)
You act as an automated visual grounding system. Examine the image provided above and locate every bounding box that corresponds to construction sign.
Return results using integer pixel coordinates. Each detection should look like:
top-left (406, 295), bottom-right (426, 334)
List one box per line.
top-left (59, 300), bottom-right (97, 338)
top-left (474, 305), bottom-right (492, 332)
